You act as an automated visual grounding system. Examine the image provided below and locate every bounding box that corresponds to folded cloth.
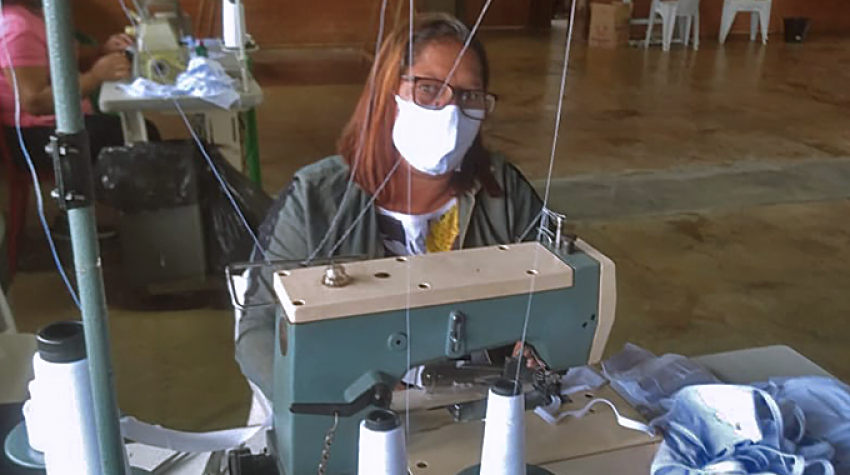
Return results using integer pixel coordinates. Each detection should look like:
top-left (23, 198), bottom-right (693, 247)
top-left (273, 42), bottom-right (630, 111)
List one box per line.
top-left (602, 343), bottom-right (720, 418)
top-left (120, 57), bottom-right (240, 109)
top-left (598, 344), bottom-right (848, 475)
top-left (650, 382), bottom-right (842, 475)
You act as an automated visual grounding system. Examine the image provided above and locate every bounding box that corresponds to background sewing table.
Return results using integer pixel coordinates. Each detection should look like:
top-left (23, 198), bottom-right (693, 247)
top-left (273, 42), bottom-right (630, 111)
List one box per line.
top-left (0, 342), bottom-right (832, 474)
top-left (98, 46), bottom-right (264, 183)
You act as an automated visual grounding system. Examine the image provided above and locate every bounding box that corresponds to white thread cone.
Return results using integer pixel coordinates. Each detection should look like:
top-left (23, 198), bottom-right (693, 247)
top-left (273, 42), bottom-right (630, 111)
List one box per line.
top-left (357, 410), bottom-right (407, 475)
top-left (222, 0), bottom-right (247, 49)
top-left (32, 352), bottom-right (104, 475)
top-left (480, 380), bottom-right (526, 475)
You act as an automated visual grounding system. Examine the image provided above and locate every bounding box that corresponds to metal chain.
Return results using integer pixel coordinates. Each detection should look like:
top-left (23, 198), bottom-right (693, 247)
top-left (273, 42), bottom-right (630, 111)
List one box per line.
top-left (316, 412), bottom-right (340, 475)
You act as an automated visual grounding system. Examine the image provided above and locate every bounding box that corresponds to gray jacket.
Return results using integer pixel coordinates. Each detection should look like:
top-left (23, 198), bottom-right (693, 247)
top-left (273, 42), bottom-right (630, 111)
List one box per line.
top-left (235, 154), bottom-right (543, 398)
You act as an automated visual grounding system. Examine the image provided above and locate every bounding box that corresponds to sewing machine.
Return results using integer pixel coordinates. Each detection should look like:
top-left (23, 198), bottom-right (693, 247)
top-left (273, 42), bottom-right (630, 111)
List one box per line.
top-left (125, 0), bottom-right (190, 84)
top-left (237, 228), bottom-right (615, 475)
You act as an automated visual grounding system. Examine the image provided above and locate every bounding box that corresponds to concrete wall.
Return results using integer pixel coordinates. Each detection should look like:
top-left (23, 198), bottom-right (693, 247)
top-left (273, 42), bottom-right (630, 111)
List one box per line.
top-left (73, 0), bottom-right (849, 47)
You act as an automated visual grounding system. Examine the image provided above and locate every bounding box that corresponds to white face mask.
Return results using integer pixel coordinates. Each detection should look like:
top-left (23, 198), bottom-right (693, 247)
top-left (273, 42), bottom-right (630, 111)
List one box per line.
top-left (392, 95), bottom-right (482, 176)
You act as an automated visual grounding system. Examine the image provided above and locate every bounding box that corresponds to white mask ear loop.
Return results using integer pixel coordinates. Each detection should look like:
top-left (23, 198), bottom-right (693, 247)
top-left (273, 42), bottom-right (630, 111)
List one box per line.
top-left (755, 388), bottom-right (787, 449)
top-left (754, 446), bottom-right (807, 475)
top-left (805, 459), bottom-right (836, 475)
top-left (535, 397), bottom-right (656, 435)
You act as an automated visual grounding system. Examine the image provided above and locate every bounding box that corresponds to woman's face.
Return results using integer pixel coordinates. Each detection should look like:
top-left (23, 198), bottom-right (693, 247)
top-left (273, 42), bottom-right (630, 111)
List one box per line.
top-left (397, 39), bottom-right (484, 106)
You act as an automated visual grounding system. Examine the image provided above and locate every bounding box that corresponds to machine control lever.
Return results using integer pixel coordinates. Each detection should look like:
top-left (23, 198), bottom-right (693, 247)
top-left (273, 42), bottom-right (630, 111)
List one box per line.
top-left (289, 383), bottom-right (392, 417)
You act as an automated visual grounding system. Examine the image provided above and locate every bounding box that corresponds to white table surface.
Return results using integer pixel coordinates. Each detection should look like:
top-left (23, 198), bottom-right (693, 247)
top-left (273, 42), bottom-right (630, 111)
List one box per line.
top-left (98, 76), bottom-right (263, 114)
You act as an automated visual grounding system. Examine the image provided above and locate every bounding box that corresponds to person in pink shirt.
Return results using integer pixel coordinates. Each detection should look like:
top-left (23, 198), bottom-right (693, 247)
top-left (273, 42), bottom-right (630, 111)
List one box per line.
top-left (1, 0), bottom-right (158, 238)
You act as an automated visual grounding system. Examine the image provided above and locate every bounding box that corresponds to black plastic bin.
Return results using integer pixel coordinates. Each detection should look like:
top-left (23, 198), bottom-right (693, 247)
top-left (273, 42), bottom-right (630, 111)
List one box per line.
top-left (784, 17), bottom-right (811, 43)
top-left (96, 141), bottom-right (206, 290)
top-left (94, 140), bottom-right (271, 293)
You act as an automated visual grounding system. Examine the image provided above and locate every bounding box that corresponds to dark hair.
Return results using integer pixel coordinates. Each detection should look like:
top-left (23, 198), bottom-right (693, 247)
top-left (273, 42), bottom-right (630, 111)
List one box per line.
top-left (337, 13), bottom-right (501, 202)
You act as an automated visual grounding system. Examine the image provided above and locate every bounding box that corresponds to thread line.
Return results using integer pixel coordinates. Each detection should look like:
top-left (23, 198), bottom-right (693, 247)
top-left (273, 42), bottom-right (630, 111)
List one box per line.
top-left (404, 0), bottom-right (415, 442)
top-left (171, 100), bottom-right (271, 264)
top-left (304, 0), bottom-right (391, 264)
top-left (514, 0), bottom-right (578, 385)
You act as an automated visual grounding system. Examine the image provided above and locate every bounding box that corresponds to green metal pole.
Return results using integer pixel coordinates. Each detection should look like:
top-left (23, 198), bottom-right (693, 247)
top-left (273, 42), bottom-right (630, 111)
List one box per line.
top-left (42, 1), bottom-right (126, 474)
top-left (244, 108), bottom-right (262, 184)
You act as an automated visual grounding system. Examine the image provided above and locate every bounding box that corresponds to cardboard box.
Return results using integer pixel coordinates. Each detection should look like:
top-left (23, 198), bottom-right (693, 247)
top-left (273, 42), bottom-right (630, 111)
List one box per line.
top-left (589, 1), bottom-right (632, 48)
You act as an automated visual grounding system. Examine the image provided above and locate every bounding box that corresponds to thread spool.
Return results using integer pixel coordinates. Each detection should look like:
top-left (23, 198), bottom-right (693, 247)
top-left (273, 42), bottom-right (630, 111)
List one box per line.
top-left (456, 380), bottom-right (555, 475)
top-left (480, 380), bottom-right (526, 475)
top-left (222, 0), bottom-right (246, 49)
top-left (357, 409), bottom-right (407, 475)
top-left (29, 321), bottom-right (105, 475)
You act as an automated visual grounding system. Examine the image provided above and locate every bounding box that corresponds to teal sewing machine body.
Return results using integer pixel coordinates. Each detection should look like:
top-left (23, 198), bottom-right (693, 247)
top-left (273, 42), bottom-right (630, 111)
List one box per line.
top-left (269, 239), bottom-right (615, 475)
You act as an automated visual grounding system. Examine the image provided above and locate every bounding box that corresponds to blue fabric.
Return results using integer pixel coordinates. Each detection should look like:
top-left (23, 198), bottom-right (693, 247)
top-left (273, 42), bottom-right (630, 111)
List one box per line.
top-left (602, 346), bottom-right (849, 475)
top-left (757, 377), bottom-right (850, 474)
top-left (602, 343), bottom-right (720, 418)
top-left (649, 380), bottom-right (849, 475)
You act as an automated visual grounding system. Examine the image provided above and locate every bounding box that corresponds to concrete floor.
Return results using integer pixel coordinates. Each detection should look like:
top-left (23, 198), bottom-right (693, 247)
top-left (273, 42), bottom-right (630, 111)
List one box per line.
top-left (3, 28), bottom-right (850, 431)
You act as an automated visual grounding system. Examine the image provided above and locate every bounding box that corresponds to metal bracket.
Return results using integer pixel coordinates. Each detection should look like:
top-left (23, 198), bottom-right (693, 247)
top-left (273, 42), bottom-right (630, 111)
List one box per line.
top-left (446, 311), bottom-right (466, 358)
top-left (46, 132), bottom-right (94, 210)
top-left (538, 208), bottom-right (577, 255)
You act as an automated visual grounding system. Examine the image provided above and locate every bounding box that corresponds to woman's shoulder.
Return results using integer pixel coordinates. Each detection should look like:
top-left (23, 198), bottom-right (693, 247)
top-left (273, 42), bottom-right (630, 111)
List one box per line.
top-left (1, 5), bottom-right (42, 25)
top-left (291, 155), bottom-right (350, 187)
top-left (1, 5), bottom-right (45, 42)
top-left (282, 155), bottom-right (354, 199)
top-left (486, 152), bottom-right (534, 189)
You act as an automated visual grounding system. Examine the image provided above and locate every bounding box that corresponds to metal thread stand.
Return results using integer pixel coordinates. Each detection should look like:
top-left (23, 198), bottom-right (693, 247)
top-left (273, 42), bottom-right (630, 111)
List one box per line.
top-left (43, 0), bottom-right (127, 474)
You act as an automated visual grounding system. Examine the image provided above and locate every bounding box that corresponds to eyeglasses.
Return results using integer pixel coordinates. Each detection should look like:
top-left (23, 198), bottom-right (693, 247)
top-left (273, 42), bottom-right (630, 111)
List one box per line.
top-left (401, 76), bottom-right (497, 120)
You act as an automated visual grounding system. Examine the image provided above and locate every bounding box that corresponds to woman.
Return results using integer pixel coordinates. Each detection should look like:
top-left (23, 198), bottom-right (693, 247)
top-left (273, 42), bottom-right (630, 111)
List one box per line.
top-left (236, 14), bottom-right (543, 399)
top-left (0, 0), bottom-right (152, 237)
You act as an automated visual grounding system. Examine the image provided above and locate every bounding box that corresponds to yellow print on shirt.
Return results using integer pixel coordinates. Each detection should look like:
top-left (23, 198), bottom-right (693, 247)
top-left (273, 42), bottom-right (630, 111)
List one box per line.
top-left (426, 205), bottom-right (459, 253)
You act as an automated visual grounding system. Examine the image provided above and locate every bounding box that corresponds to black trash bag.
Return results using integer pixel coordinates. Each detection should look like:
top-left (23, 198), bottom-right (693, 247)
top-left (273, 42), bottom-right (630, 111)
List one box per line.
top-left (784, 17), bottom-right (812, 43)
top-left (198, 146), bottom-right (272, 274)
top-left (95, 140), bottom-right (272, 275)
top-left (96, 140), bottom-right (200, 213)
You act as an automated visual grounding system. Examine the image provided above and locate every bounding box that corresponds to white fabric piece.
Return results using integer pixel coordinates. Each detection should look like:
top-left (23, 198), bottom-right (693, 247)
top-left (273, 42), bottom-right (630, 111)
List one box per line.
top-left (120, 57), bottom-right (240, 109)
top-left (119, 416), bottom-right (267, 454)
top-left (391, 96), bottom-right (481, 176)
top-left (533, 396), bottom-right (655, 435)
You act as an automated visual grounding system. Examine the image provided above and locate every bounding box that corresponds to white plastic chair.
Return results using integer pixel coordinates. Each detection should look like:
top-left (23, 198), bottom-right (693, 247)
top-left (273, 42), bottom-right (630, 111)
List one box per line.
top-left (232, 270), bottom-right (273, 426)
top-left (644, 0), bottom-right (700, 52)
top-left (719, 0), bottom-right (772, 45)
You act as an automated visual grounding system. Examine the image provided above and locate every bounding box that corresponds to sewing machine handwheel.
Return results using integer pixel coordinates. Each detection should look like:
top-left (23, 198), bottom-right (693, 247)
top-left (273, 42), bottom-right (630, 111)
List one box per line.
top-left (456, 464), bottom-right (556, 475)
